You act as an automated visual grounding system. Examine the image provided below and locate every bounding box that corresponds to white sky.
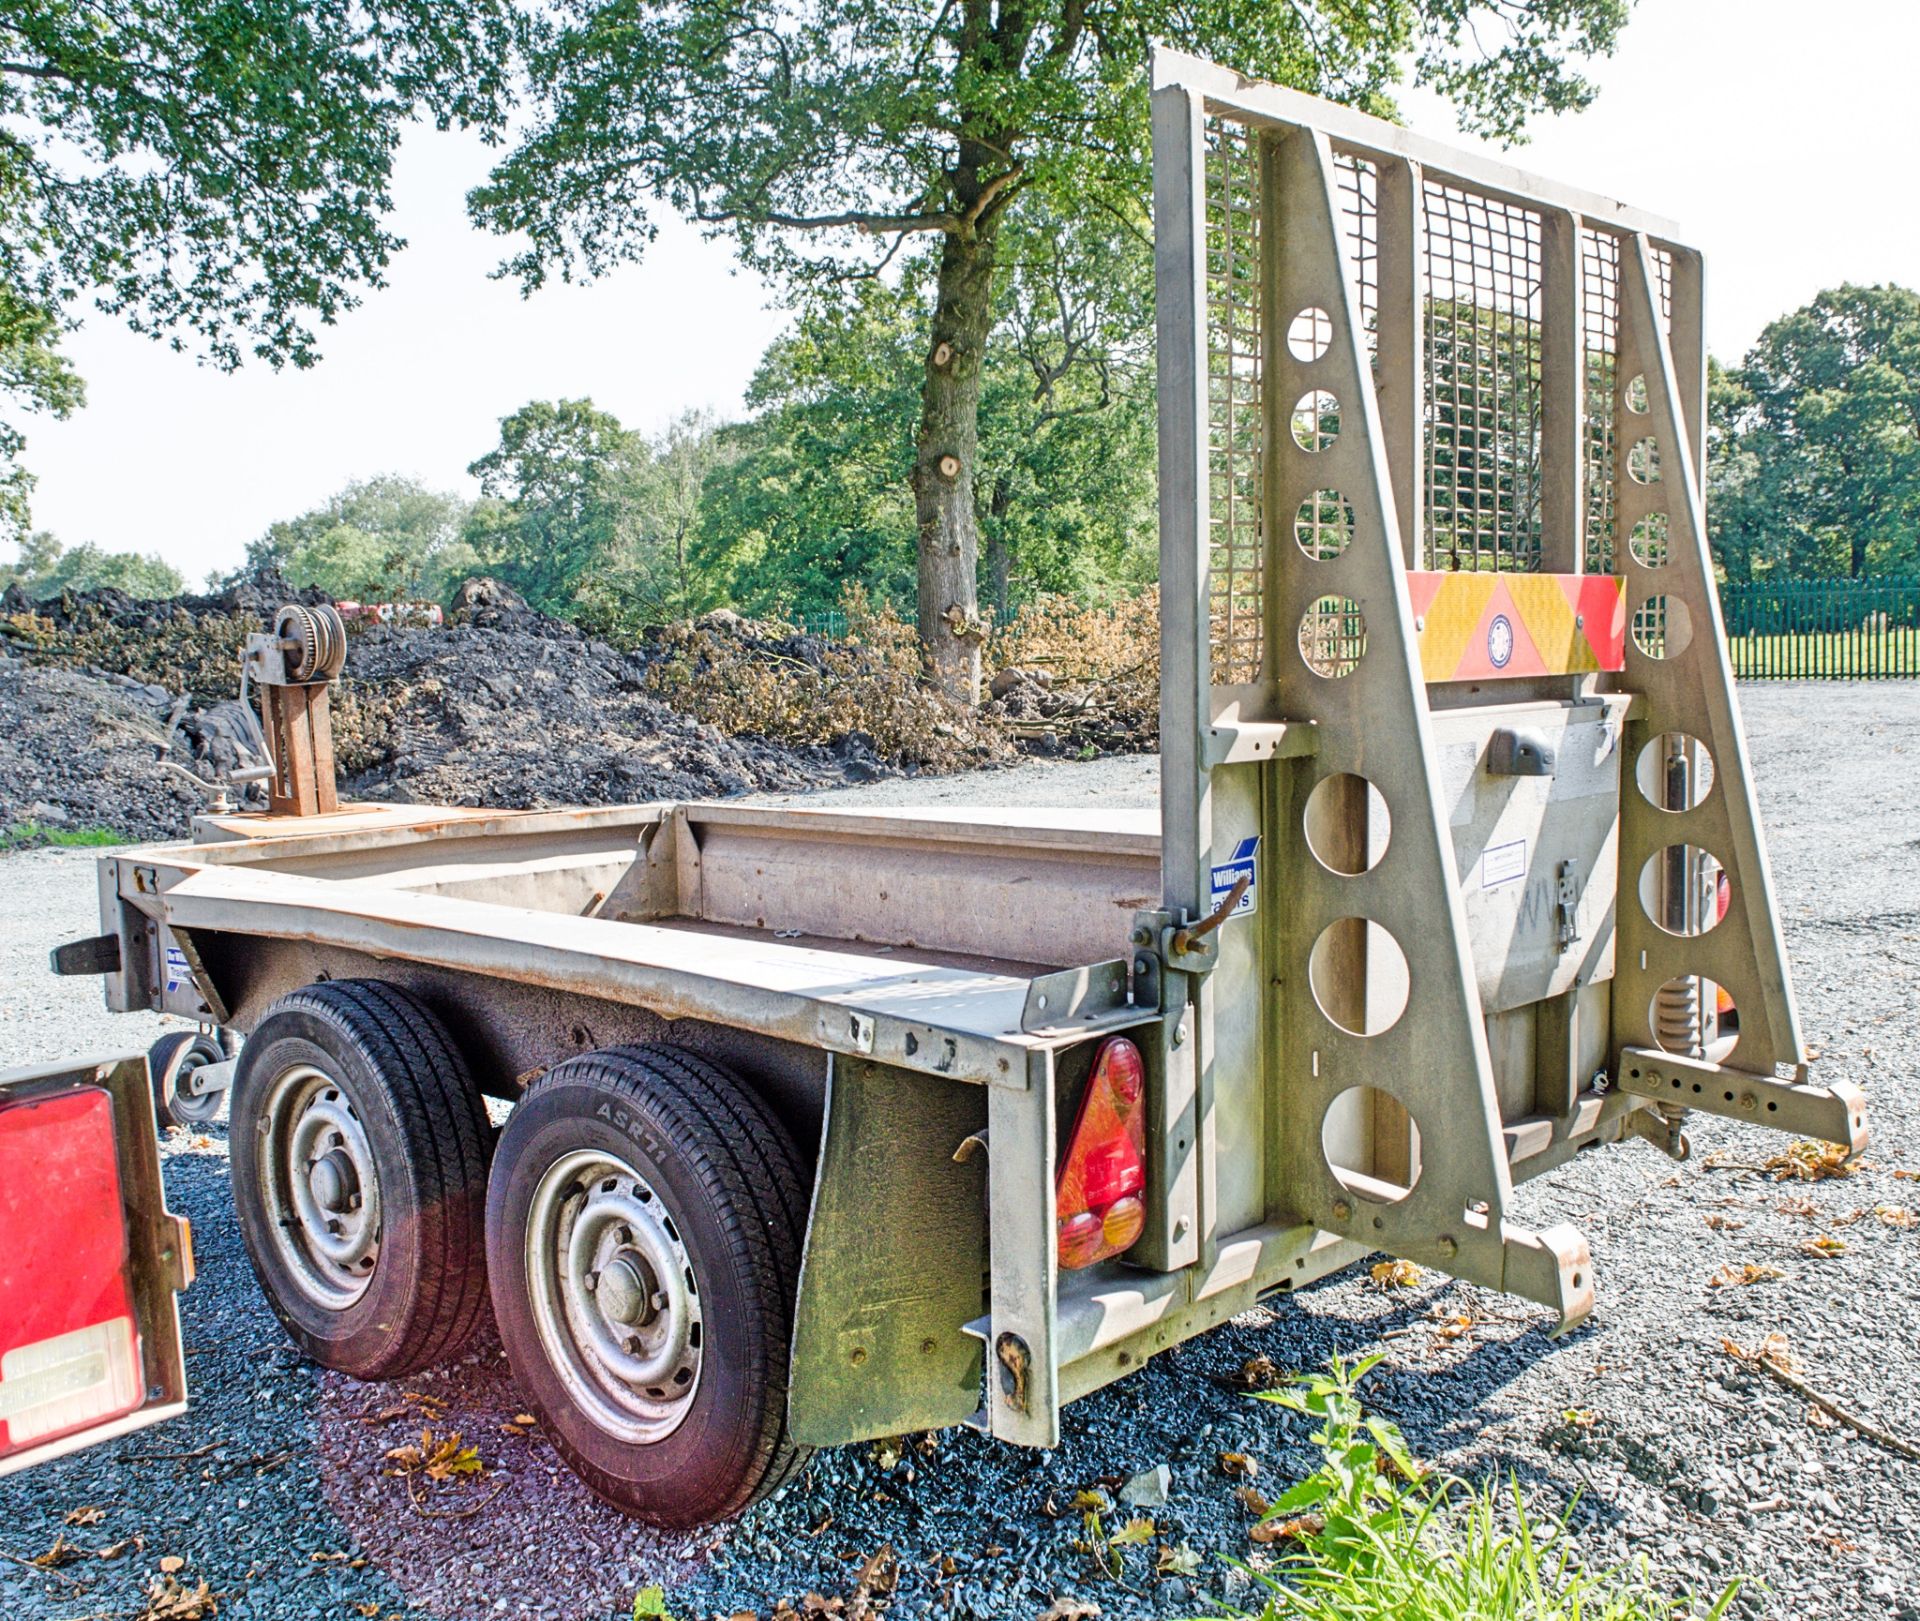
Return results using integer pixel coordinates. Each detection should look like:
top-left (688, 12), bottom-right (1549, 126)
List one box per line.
top-left (15, 0), bottom-right (1920, 585)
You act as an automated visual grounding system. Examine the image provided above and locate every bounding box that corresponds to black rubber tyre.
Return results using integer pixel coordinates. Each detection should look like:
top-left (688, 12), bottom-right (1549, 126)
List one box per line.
top-left (149, 1029), bottom-right (228, 1128)
top-left (229, 979), bottom-right (493, 1379)
top-left (486, 1044), bottom-right (810, 1525)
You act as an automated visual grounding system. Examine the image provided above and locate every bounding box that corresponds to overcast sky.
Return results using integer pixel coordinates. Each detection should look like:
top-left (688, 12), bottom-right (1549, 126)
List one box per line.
top-left (14, 0), bottom-right (1920, 586)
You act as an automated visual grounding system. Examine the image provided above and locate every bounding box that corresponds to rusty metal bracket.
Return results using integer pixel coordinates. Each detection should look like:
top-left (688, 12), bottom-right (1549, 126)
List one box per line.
top-left (1618, 1048), bottom-right (1868, 1157)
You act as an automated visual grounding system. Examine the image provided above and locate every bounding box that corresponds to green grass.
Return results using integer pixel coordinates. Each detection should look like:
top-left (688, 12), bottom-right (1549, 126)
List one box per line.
top-left (1, 820), bottom-right (123, 851)
top-left (1222, 1354), bottom-right (1739, 1621)
top-left (1730, 629), bottom-right (1920, 678)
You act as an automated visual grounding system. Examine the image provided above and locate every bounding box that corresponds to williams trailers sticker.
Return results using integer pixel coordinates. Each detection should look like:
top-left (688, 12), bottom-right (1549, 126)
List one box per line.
top-left (1210, 836), bottom-right (1260, 921)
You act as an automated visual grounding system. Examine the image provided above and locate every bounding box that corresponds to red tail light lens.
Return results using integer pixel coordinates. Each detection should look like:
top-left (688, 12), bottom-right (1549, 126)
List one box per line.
top-left (1056, 1037), bottom-right (1147, 1270)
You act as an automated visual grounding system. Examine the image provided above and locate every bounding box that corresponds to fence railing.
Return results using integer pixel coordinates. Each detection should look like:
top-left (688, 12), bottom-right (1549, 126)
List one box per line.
top-left (1720, 579), bottom-right (1920, 680)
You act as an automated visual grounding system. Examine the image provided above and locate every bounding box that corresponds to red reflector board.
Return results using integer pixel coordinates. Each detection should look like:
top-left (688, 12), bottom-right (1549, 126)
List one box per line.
top-left (0, 1087), bottom-right (143, 1460)
top-left (1409, 572), bottom-right (1626, 682)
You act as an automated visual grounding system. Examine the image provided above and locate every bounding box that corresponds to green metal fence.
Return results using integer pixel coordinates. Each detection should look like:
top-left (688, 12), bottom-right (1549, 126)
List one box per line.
top-left (1719, 580), bottom-right (1920, 680)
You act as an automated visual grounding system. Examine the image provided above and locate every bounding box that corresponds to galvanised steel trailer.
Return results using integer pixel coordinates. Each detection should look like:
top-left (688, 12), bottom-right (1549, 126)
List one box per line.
top-left (14, 49), bottom-right (1865, 1523)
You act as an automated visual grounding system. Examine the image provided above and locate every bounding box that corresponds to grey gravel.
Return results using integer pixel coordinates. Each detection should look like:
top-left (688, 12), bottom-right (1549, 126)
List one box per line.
top-left (1, 683), bottom-right (1914, 1621)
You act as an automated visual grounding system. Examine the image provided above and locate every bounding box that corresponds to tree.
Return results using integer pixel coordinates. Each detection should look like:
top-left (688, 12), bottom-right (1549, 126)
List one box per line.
top-left (464, 398), bottom-right (651, 613)
top-left (1709, 285), bottom-right (1920, 581)
top-left (0, 0), bottom-right (515, 539)
top-left (474, 0), bottom-right (1629, 694)
top-left (1, 532), bottom-right (183, 598)
top-left (237, 477), bottom-right (475, 602)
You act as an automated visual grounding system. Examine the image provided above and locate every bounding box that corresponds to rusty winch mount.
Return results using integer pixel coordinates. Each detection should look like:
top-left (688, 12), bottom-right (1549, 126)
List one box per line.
top-left (243, 602), bottom-right (347, 817)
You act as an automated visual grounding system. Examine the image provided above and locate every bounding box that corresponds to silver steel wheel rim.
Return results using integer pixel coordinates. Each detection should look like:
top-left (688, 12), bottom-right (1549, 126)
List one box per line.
top-left (169, 1036), bottom-right (228, 1123)
top-left (259, 1063), bottom-right (381, 1308)
top-left (526, 1148), bottom-right (703, 1445)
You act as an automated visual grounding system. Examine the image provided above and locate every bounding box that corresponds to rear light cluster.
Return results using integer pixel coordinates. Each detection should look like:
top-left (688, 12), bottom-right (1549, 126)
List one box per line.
top-left (1055, 1037), bottom-right (1147, 1270)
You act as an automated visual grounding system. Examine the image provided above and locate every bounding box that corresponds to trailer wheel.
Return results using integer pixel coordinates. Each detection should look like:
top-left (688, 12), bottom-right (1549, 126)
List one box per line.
top-left (149, 1029), bottom-right (229, 1128)
top-left (486, 1045), bottom-right (809, 1525)
top-left (230, 980), bottom-right (493, 1379)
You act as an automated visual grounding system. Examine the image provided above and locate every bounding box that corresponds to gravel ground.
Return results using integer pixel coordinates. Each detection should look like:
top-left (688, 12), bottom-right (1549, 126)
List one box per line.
top-left (1, 683), bottom-right (1915, 1621)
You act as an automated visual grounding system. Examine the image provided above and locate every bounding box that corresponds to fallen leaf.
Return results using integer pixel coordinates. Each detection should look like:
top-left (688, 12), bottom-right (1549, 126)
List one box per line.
top-left (1709, 1262), bottom-right (1785, 1289)
top-left (1155, 1542), bottom-right (1202, 1576)
top-left (1217, 1451), bottom-right (1258, 1479)
top-left (63, 1506), bottom-right (105, 1528)
top-left (512, 1413), bottom-right (538, 1427)
top-left (1250, 1513), bottom-right (1323, 1544)
top-left (140, 1575), bottom-right (216, 1620)
top-left (1875, 1205), bottom-right (1917, 1229)
top-left (1892, 1169), bottom-right (1918, 1182)
top-left (1703, 1213), bottom-right (1746, 1232)
top-left (160, 1555), bottom-right (186, 1573)
top-left (1370, 1258), bottom-right (1422, 1289)
top-left (1069, 1489), bottom-right (1110, 1514)
top-left (1766, 1141), bottom-right (1857, 1182)
top-left (1036, 1600), bottom-right (1100, 1621)
top-left (1233, 1355), bottom-right (1281, 1391)
top-left (1433, 1312), bottom-right (1475, 1342)
top-left (30, 1534), bottom-right (84, 1569)
top-left (1232, 1484), bottom-right (1270, 1517)
top-left (1801, 1235), bottom-right (1847, 1259)
top-left (97, 1535), bottom-right (143, 1560)
top-left (1561, 1408), bottom-right (1598, 1429)
top-left (1107, 1516), bottom-right (1156, 1548)
top-left (356, 1605), bottom-right (380, 1618)
top-left (1776, 1196), bottom-right (1819, 1218)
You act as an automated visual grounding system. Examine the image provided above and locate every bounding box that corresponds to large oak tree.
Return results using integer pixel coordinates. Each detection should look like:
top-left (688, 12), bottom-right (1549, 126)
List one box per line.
top-left (474, 0), bottom-right (1629, 695)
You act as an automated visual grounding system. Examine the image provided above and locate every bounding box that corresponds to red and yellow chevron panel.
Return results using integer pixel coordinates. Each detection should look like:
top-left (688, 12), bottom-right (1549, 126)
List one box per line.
top-left (1407, 572), bottom-right (1625, 682)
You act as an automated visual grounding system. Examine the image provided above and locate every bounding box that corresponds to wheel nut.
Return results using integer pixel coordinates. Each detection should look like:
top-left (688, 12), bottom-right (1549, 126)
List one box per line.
top-left (583, 1271), bottom-right (598, 1292)
top-left (625, 1335), bottom-right (643, 1355)
top-left (650, 1291), bottom-right (667, 1312)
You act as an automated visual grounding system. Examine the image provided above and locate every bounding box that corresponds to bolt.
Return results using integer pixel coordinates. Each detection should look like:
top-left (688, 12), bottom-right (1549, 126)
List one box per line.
top-left (650, 1291), bottom-right (668, 1312)
top-left (1170, 1020), bottom-right (1186, 1049)
top-left (1331, 1198), bottom-right (1352, 1223)
top-left (1173, 1216), bottom-right (1190, 1241)
top-left (347, 1191), bottom-right (362, 1211)
top-left (1437, 1235), bottom-right (1458, 1258)
top-left (850, 1346), bottom-right (869, 1366)
top-left (1739, 1093), bottom-right (1757, 1113)
top-left (1130, 924), bottom-right (1152, 948)
top-left (583, 1270), bottom-right (599, 1292)
top-left (625, 1335), bottom-right (643, 1355)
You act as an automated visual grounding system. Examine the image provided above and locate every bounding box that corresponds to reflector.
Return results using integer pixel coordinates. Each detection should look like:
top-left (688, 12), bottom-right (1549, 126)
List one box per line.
top-left (1055, 1038), bottom-right (1148, 1270)
top-left (0, 1087), bottom-right (143, 1461)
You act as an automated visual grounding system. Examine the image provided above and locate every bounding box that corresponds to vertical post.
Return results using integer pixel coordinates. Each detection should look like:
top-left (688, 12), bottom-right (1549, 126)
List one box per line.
top-left (1150, 80), bottom-right (1210, 1274)
top-left (1539, 210), bottom-right (1585, 573)
top-left (1374, 158), bottom-right (1424, 569)
top-left (1667, 246), bottom-right (1708, 487)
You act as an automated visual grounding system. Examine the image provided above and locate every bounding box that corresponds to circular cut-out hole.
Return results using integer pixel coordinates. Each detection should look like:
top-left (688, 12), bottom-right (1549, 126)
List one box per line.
top-left (1625, 373), bottom-right (1651, 414)
top-left (1638, 844), bottom-right (1729, 938)
top-left (1634, 731), bottom-right (1716, 813)
top-left (1298, 596), bottom-right (1366, 678)
top-left (1287, 306), bottom-right (1334, 363)
top-left (1650, 975), bottom-right (1740, 1064)
top-left (1304, 774), bottom-right (1392, 875)
top-left (1321, 1084), bottom-right (1422, 1205)
top-left (1295, 489), bottom-right (1354, 560)
top-left (1291, 389), bottom-right (1341, 453)
top-left (1631, 594), bottom-right (1693, 660)
top-left (1309, 918), bottom-right (1410, 1037)
top-left (1627, 435), bottom-right (1661, 484)
top-left (1629, 513), bottom-right (1670, 569)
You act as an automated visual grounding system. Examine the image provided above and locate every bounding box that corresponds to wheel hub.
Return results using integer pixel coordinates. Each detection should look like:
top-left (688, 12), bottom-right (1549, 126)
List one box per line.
top-left (527, 1150), bottom-right (703, 1445)
top-left (258, 1063), bottom-right (381, 1308)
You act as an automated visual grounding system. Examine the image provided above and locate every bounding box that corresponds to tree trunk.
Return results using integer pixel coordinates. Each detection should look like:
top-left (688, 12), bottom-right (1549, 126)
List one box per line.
top-left (914, 218), bottom-right (999, 702)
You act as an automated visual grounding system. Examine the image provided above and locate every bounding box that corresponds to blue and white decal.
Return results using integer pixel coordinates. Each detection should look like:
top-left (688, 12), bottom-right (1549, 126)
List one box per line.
top-left (1487, 613), bottom-right (1515, 669)
top-left (1210, 835), bottom-right (1260, 921)
top-left (164, 943), bottom-right (190, 994)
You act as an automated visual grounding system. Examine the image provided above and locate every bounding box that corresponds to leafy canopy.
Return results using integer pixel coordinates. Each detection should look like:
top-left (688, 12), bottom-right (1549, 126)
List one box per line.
top-left (0, 531), bottom-right (183, 599)
top-left (0, 0), bottom-right (515, 536)
top-left (1710, 284), bottom-right (1920, 581)
top-left (475, 0), bottom-right (1628, 298)
top-left (234, 476), bottom-right (475, 603)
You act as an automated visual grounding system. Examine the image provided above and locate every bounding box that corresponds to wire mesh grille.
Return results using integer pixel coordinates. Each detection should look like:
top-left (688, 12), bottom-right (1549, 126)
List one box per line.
top-left (1581, 229), bottom-right (1620, 573)
top-left (1332, 151), bottom-right (1379, 361)
top-left (1420, 180), bottom-right (1544, 572)
top-left (1204, 116), bottom-right (1265, 684)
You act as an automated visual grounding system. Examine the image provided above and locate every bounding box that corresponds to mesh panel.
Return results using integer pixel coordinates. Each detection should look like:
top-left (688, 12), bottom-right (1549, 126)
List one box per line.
top-left (1332, 151), bottom-right (1379, 361)
top-left (1581, 229), bottom-right (1620, 573)
top-left (1204, 117), bottom-right (1264, 684)
top-left (1421, 181), bottom-right (1544, 572)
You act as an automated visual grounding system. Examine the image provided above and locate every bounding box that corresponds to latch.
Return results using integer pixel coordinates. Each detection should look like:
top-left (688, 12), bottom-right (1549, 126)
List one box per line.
top-left (1134, 872), bottom-right (1250, 977)
top-left (1555, 859), bottom-right (1581, 953)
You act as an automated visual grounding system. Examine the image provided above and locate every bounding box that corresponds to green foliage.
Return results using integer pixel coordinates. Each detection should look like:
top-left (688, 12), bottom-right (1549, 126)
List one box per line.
top-left (1709, 284), bottom-right (1920, 582)
top-left (631, 1584), bottom-right (674, 1621)
top-left (1, 532), bottom-right (183, 599)
top-left (234, 477), bottom-right (474, 604)
top-left (0, 0), bottom-right (514, 537)
top-left (1234, 1355), bottom-right (1740, 1621)
top-left (0, 291), bottom-right (86, 543)
top-left (465, 398), bottom-right (652, 615)
top-left (1, 822), bottom-right (123, 850)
